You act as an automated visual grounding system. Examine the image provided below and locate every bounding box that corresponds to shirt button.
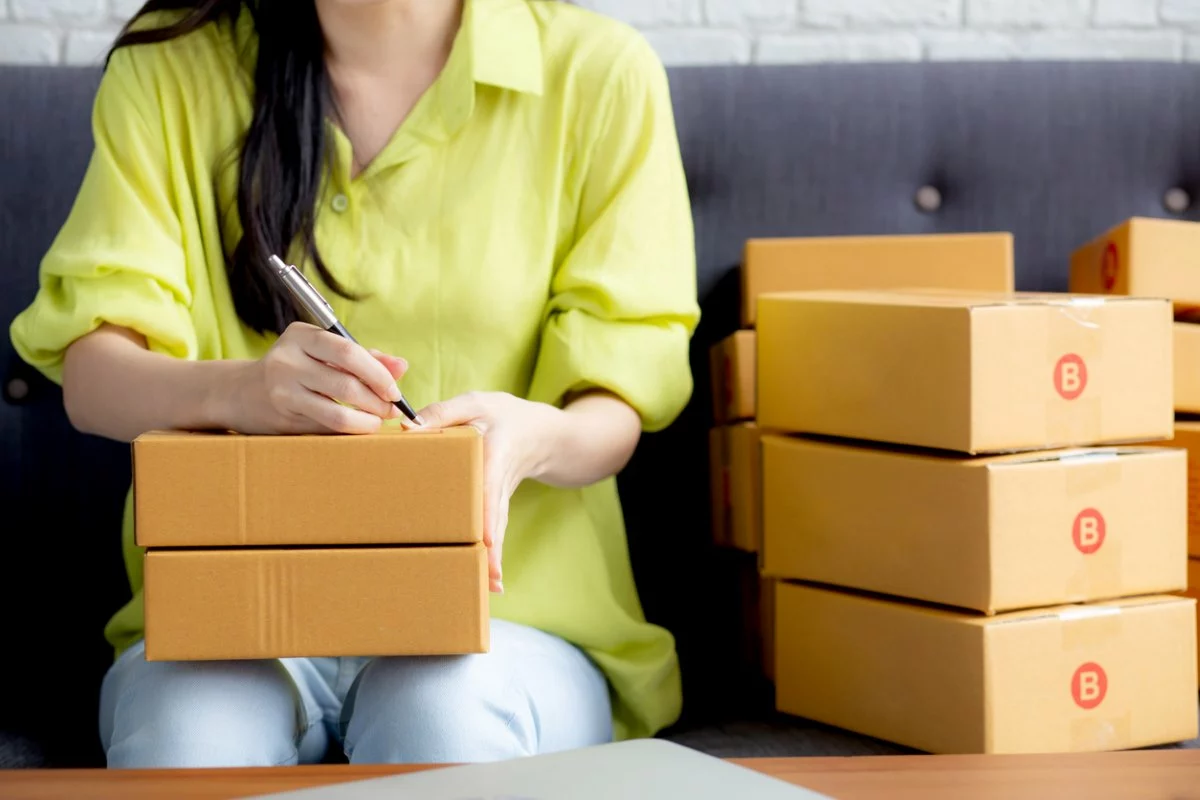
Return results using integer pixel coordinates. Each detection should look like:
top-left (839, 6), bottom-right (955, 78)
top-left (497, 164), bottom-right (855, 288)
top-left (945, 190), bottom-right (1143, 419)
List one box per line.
top-left (4, 377), bottom-right (29, 402)
top-left (331, 193), bottom-right (349, 213)
top-left (1164, 187), bottom-right (1190, 214)
top-left (914, 185), bottom-right (942, 213)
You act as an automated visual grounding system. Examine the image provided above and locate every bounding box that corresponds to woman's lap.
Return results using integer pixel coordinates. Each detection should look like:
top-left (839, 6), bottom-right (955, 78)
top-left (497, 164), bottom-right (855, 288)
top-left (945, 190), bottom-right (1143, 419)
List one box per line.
top-left (99, 619), bottom-right (613, 768)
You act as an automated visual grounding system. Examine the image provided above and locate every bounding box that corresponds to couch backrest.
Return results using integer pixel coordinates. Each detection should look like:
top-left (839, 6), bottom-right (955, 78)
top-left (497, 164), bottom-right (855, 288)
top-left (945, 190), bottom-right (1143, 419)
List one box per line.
top-left (3, 62), bottom-right (1200, 757)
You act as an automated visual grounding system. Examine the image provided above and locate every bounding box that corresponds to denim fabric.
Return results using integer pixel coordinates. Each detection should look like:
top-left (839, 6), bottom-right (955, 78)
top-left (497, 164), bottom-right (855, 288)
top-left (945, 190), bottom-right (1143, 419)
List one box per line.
top-left (98, 619), bottom-right (613, 768)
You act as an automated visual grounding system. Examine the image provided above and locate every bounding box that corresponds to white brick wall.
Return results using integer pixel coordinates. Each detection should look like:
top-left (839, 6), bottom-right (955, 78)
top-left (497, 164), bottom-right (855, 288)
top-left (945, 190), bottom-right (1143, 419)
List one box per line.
top-left (4, 0), bottom-right (1200, 66)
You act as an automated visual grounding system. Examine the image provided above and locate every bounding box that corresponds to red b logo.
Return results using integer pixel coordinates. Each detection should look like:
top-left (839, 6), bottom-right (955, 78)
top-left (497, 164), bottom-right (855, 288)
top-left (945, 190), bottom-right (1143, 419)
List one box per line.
top-left (1054, 354), bottom-right (1088, 400)
top-left (1072, 509), bottom-right (1105, 554)
top-left (1072, 662), bottom-right (1108, 710)
top-left (1100, 241), bottom-right (1119, 291)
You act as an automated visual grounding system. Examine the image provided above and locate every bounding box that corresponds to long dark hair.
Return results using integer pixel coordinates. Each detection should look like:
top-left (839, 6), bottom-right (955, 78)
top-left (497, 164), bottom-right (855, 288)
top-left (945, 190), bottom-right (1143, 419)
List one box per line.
top-left (111, 1), bottom-right (353, 335)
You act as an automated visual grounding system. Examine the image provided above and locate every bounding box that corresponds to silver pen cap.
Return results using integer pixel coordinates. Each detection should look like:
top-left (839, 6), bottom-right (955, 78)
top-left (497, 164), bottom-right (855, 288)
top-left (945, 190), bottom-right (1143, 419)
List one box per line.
top-left (269, 255), bottom-right (338, 329)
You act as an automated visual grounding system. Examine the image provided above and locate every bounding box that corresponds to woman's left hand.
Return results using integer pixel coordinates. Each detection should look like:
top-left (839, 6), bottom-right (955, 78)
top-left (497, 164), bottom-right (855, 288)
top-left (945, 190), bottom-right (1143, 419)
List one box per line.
top-left (417, 391), bottom-right (561, 594)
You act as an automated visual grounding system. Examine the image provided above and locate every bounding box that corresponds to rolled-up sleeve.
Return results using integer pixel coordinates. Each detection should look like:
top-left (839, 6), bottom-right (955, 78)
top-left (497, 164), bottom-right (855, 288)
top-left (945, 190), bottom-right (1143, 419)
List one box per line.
top-left (527, 36), bottom-right (700, 433)
top-left (9, 48), bottom-right (195, 385)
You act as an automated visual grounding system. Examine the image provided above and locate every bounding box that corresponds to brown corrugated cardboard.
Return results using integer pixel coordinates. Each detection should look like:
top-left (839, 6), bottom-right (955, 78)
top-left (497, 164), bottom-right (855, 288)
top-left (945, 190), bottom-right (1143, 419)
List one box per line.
top-left (741, 232), bottom-right (1014, 327)
top-left (761, 575), bottom-right (776, 683)
top-left (1070, 217), bottom-right (1200, 313)
top-left (757, 290), bottom-right (1173, 454)
top-left (709, 331), bottom-right (756, 424)
top-left (134, 428), bottom-right (482, 547)
top-left (762, 436), bottom-right (1187, 613)
top-left (1184, 560), bottom-right (1200, 688)
top-left (708, 423), bottom-right (762, 552)
top-left (1176, 322), bottom-right (1200, 413)
top-left (1164, 423), bottom-right (1200, 558)
top-left (775, 582), bottom-right (1198, 754)
top-left (731, 558), bottom-right (775, 683)
top-left (144, 544), bottom-right (489, 661)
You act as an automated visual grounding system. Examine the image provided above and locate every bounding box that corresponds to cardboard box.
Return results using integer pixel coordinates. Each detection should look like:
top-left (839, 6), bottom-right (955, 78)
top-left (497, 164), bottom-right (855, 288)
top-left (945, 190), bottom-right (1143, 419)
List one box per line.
top-left (1184, 560), bottom-right (1200, 688)
top-left (761, 575), bottom-right (776, 683)
top-left (740, 232), bottom-right (1014, 327)
top-left (775, 582), bottom-right (1198, 754)
top-left (1176, 322), bottom-right (1200, 413)
top-left (1070, 217), bottom-right (1200, 314)
top-left (762, 436), bottom-right (1187, 613)
top-left (144, 544), bottom-right (489, 660)
top-left (1165, 422), bottom-right (1200, 558)
top-left (133, 428), bottom-right (482, 547)
top-left (710, 331), bottom-right (756, 424)
top-left (708, 423), bottom-right (762, 552)
top-left (732, 560), bottom-right (775, 683)
top-left (757, 290), bottom-right (1173, 454)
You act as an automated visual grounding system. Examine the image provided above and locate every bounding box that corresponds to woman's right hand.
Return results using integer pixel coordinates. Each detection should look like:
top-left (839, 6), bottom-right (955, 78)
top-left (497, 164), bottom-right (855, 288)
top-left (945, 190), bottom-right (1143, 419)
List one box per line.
top-left (228, 321), bottom-right (408, 435)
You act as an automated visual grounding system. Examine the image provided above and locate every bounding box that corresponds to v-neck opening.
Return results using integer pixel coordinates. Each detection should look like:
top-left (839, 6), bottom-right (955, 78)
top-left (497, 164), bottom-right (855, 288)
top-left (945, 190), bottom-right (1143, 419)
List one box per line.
top-left (326, 2), bottom-right (478, 186)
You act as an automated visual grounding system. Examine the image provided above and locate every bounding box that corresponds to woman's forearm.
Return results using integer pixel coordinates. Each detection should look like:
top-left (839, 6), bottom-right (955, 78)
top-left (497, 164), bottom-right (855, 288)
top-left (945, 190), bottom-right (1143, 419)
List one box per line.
top-left (532, 391), bottom-right (643, 489)
top-left (62, 324), bottom-right (247, 442)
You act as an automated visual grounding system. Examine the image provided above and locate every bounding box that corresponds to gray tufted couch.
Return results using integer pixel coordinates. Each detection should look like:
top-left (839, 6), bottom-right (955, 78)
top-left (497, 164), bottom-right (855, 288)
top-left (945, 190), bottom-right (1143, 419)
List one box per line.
top-left (3, 61), bottom-right (1200, 768)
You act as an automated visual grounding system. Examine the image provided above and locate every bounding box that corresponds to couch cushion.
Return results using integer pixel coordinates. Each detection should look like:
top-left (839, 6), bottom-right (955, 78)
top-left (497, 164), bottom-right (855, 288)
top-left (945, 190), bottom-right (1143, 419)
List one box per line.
top-left (0, 730), bottom-right (47, 769)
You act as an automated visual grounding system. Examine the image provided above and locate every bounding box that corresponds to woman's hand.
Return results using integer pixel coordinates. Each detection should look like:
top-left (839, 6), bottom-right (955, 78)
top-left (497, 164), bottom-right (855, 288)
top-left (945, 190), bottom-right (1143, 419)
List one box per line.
top-left (418, 392), bottom-right (562, 594)
top-left (228, 321), bottom-right (409, 435)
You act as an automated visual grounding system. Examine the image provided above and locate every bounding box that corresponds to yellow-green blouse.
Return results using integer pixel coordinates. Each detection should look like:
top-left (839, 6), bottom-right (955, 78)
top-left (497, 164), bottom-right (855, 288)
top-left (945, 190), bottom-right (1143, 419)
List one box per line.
top-left (8, 0), bottom-right (699, 741)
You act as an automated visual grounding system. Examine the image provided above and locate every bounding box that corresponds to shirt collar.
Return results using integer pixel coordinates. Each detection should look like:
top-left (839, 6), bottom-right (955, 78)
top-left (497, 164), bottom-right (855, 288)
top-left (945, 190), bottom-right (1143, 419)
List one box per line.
top-left (466, 0), bottom-right (545, 97)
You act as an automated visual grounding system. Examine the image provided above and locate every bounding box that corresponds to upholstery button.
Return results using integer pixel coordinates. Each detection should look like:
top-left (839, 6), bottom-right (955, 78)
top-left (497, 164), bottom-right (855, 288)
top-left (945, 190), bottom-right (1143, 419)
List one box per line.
top-left (1164, 187), bottom-right (1190, 214)
top-left (331, 193), bottom-right (349, 213)
top-left (914, 185), bottom-right (942, 213)
top-left (5, 377), bottom-right (29, 402)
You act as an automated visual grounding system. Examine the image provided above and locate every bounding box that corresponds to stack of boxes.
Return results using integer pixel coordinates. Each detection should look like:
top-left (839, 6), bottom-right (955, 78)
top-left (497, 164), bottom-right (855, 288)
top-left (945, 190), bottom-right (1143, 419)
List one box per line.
top-left (712, 226), bottom-right (1199, 754)
top-left (708, 233), bottom-right (1015, 680)
top-left (133, 428), bottom-right (489, 661)
top-left (758, 288), bottom-right (1195, 754)
top-left (1071, 216), bottom-right (1200, 686)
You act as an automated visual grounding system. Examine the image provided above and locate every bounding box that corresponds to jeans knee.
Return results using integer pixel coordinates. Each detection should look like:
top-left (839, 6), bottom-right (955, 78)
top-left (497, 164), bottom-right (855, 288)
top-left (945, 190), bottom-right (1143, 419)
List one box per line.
top-left (103, 658), bottom-right (303, 768)
top-left (344, 655), bottom-right (531, 764)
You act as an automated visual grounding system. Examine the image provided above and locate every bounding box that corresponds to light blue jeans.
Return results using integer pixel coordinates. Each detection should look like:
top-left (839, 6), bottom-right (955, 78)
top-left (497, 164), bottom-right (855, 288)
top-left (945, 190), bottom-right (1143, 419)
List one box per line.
top-left (98, 619), bottom-right (613, 768)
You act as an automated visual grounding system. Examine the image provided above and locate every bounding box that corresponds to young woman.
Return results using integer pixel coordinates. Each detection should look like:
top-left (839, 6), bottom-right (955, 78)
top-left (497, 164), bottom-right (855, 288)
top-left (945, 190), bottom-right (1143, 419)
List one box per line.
top-left (9, 0), bottom-right (698, 768)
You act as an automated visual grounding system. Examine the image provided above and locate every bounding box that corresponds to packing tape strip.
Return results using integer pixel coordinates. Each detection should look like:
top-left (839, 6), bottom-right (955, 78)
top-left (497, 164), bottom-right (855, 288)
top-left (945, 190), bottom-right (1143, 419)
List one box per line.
top-left (1071, 713), bottom-right (1132, 752)
top-left (1062, 451), bottom-right (1123, 495)
top-left (1061, 606), bottom-right (1132, 752)
top-left (236, 434), bottom-right (248, 546)
top-left (1060, 604), bottom-right (1123, 650)
top-left (1062, 453), bottom-right (1125, 599)
top-left (1063, 541), bottom-right (1124, 601)
top-left (1045, 301), bottom-right (1105, 448)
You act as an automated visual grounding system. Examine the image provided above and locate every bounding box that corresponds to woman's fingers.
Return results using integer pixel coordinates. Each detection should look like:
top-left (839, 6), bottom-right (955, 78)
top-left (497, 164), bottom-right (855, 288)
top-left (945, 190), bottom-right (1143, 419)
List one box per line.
top-left (483, 455), bottom-right (511, 593)
top-left (289, 388), bottom-right (385, 435)
top-left (301, 330), bottom-right (402, 404)
top-left (418, 392), bottom-right (491, 430)
top-left (369, 349), bottom-right (408, 380)
top-left (299, 361), bottom-right (398, 420)
top-left (488, 498), bottom-right (508, 594)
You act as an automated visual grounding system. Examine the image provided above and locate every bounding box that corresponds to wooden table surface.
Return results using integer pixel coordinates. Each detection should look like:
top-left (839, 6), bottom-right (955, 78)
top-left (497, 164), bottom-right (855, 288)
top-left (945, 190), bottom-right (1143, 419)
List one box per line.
top-left (2, 750), bottom-right (1199, 800)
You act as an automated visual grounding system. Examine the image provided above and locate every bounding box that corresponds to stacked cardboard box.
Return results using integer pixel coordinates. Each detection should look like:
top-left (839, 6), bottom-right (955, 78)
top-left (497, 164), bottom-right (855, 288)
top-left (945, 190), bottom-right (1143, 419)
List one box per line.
top-left (133, 428), bottom-right (489, 661)
top-left (1072, 217), bottom-right (1200, 686)
top-left (756, 287), bottom-right (1196, 754)
top-left (707, 233), bottom-right (1015, 678)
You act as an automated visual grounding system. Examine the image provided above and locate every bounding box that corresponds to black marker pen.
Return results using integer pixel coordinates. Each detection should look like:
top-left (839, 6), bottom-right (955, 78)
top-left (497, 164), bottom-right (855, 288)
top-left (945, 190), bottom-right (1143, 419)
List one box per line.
top-left (268, 254), bottom-right (423, 426)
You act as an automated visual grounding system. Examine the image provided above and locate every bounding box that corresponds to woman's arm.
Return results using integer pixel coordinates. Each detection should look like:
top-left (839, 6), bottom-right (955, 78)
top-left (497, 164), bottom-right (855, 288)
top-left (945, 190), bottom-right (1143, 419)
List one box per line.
top-left (62, 322), bottom-right (409, 442)
top-left (63, 324), bottom-right (246, 442)
top-left (530, 391), bottom-right (642, 489)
